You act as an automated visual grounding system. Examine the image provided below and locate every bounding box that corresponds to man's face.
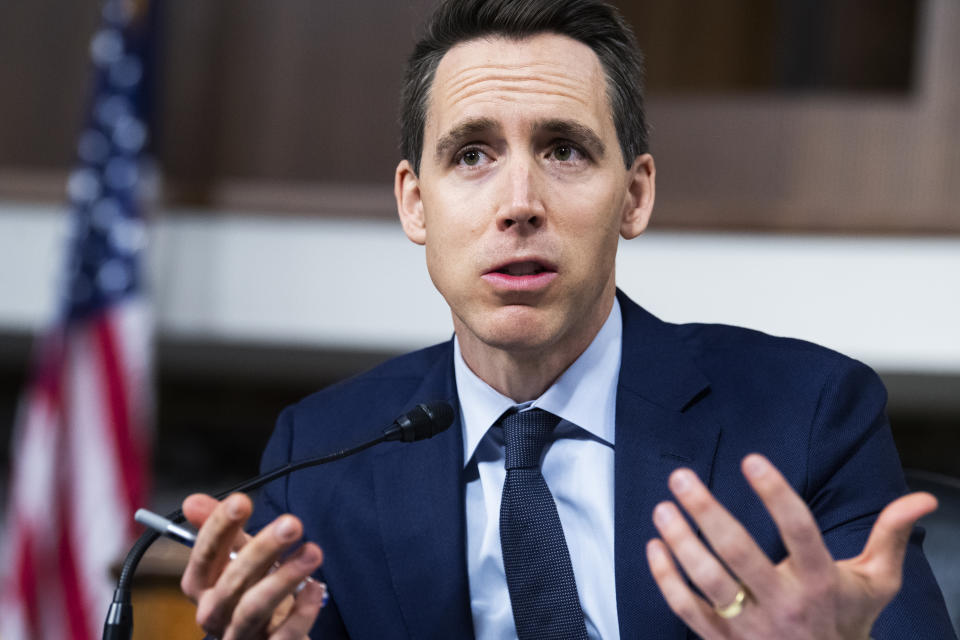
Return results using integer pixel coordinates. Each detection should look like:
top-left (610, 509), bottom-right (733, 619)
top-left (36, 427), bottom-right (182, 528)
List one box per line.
top-left (396, 33), bottom-right (654, 358)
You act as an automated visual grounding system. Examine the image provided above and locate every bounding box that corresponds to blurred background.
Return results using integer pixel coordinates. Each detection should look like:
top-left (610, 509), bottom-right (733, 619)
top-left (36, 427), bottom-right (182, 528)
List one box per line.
top-left (0, 0), bottom-right (958, 636)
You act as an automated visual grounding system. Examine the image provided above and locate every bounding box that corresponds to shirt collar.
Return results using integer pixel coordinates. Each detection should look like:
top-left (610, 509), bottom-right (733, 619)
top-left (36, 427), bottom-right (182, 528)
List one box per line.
top-left (456, 298), bottom-right (622, 467)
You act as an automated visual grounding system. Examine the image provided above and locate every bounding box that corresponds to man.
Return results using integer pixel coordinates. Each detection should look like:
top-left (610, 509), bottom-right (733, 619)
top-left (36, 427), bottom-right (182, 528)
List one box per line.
top-left (179, 1), bottom-right (956, 638)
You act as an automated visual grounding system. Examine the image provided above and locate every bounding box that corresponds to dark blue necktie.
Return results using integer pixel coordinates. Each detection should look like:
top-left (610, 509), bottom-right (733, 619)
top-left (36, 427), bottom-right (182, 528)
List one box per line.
top-left (499, 408), bottom-right (589, 640)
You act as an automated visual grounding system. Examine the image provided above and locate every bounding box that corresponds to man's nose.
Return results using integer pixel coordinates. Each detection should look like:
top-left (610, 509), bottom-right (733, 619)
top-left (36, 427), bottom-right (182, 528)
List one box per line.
top-left (496, 156), bottom-right (546, 232)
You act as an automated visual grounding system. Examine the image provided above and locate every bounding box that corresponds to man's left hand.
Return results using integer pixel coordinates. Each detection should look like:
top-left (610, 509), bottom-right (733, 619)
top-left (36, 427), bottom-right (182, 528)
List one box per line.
top-left (646, 453), bottom-right (937, 640)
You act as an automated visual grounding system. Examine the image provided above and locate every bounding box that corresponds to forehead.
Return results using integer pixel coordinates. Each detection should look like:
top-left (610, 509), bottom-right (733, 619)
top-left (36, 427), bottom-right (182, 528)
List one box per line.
top-left (426, 32), bottom-right (613, 138)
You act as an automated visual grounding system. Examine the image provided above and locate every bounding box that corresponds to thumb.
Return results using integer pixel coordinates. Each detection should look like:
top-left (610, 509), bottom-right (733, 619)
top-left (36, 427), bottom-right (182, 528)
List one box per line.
top-left (856, 492), bottom-right (937, 595)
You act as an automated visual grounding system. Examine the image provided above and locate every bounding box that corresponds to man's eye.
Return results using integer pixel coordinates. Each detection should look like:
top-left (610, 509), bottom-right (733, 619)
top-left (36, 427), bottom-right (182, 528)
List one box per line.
top-left (550, 144), bottom-right (582, 162)
top-left (459, 149), bottom-right (483, 166)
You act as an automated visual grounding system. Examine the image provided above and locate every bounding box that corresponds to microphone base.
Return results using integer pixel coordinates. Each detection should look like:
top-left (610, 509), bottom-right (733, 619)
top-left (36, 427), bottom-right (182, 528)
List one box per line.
top-left (101, 589), bottom-right (133, 640)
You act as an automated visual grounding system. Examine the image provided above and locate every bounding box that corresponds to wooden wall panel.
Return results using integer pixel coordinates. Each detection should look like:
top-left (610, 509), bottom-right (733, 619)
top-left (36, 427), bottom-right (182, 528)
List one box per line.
top-left (621, 0), bottom-right (778, 91)
top-left (0, 0), bottom-right (956, 233)
top-left (0, 0), bottom-right (101, 167)
top-left (156, 0), bottom-right (434, 200)
top-left (649, 0), bottom-right (959, 232)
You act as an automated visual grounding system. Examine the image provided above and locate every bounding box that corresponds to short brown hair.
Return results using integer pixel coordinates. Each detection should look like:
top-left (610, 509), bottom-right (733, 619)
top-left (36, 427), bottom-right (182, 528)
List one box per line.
top-left (399, 0), bottom-right (649, 173)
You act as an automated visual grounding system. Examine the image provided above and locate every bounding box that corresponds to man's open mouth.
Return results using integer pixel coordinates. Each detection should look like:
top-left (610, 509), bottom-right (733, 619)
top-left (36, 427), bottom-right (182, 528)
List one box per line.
top-left (496, 261), bottom-right (549, 276)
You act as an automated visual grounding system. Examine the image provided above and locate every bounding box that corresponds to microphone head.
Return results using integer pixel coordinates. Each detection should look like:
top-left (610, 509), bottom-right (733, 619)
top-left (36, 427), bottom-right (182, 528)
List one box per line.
top-left (418, 402), bottom-right (455, 436)
top-left (385, 401), bottom-right (455, 442)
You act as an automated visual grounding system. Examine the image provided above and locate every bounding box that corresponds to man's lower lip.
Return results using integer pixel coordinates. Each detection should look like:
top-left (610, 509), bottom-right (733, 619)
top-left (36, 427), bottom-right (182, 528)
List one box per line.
top-left (481, 271), bottom-right (557, 291)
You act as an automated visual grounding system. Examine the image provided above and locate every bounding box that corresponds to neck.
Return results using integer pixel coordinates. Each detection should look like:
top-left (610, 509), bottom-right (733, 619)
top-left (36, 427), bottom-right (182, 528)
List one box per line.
top-left (455, 295), bottom-right (615, 403)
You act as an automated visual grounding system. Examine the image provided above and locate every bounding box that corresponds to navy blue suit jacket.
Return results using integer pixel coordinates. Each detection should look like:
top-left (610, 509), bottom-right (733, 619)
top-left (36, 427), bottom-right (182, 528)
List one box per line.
top-left (251, 291), bottom-right (956, 639)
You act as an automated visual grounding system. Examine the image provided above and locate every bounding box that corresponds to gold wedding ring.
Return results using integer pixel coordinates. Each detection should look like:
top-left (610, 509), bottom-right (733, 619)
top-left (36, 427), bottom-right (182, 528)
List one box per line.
top-left (714, 585), bottom-right (748, 619)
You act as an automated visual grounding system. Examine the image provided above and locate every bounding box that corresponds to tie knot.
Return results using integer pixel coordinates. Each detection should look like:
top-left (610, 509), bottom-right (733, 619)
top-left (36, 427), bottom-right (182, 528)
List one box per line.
top-left (502, 408), bottom-right (561, 470)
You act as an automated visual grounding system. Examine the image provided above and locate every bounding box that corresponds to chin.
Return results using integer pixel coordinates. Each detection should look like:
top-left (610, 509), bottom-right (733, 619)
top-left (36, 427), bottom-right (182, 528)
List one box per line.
top-left (451, 297), bottom-right (570, 353)
top-left (472, 316), bottom-right (560, 353)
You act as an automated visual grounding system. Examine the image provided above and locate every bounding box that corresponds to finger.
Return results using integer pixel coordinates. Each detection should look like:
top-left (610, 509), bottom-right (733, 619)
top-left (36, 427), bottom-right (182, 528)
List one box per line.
top-left (668, 468), bottom-right (780, 599)
top-left (270, 580), bottom-right (328, 640)
top-left (197, 514), bottom-right (305, 634)
top-left (646, 538), bottom-right (730, 639)
top-left (224, 542), bottom-right (324, 640)
top-left (740, 454), bottom-right (833, 577)
top-left (652, 501), bottom-right (742, 608)
top-left (183, 493), bottom-right (219, 527)
top-left (181, 493), bottom-right (253, 599)
top-left (852, 492), bottom-right (937, 597)
top-left (184, 493), bottom-right (250, 552)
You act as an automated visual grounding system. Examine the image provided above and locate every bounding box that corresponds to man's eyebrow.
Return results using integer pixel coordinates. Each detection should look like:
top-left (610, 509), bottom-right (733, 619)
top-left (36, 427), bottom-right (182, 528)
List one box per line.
top-left (434, 117), bottom-right (499, 161)
top-left (535, 119), bottom-right (606, 157)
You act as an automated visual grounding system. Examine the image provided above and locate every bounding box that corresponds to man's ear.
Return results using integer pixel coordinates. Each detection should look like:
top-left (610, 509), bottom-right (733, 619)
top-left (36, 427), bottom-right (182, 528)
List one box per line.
top-left (620, 153), bottom-right (655, 240)
top-left (395, 159), bottom-right (426, 245)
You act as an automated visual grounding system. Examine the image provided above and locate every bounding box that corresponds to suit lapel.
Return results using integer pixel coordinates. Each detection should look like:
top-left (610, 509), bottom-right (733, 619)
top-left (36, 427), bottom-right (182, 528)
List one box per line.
top-left (372, 344), bottom-right (475, 639)
top-left (614, 292), bottom-right (720, 639)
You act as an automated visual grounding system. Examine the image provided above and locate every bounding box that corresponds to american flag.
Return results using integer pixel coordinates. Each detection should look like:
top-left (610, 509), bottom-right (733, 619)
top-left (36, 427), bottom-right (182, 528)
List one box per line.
top-left (0, 1), bottom-right (156, 638)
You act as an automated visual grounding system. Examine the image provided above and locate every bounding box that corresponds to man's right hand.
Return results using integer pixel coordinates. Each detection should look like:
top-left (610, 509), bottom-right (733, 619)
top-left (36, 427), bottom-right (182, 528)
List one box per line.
top-left (180, 493), bottom-right (326, 639)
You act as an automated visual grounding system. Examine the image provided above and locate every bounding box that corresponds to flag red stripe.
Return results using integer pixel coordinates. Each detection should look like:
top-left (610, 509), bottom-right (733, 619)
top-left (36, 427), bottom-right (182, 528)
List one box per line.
top-left (56, 490), bottom-right (93, 640)
top-left (53, 351), bottom-right (94, 640)
top-left (92, 315), bottom-right (145, 528)
top-left (15, 532), bottom-right (42, 638)
top-left (25, 332), bottom-right (65, 410)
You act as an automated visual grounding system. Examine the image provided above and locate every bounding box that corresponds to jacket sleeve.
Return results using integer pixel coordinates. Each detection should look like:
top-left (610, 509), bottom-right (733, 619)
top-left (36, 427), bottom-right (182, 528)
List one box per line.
top-left (805, 358), bottom-right (956, 639)
top-left (248, 405), bottom-right (352, 639)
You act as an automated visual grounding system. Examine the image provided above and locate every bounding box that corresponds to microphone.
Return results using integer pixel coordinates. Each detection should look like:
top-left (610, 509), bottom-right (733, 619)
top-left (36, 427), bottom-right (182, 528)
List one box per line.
top-left (103, 401), bottom-right (455, 640)
top-left (383, 401), bottom-right (454, 442)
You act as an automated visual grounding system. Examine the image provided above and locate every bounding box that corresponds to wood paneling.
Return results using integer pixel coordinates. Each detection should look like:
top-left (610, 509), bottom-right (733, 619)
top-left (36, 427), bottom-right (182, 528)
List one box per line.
top-left (0, 0), bottom-right (101, 167)
top-left (0, 0), bottom-right (956, 233)
top-left (154, 0), bottom-right (435, 200)
top-left (119, 538), bottom-right (204, 639)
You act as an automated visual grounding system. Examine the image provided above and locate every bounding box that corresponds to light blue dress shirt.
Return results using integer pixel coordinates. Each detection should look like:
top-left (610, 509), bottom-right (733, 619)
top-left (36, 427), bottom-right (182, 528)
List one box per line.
top-left (456, 299), bottom-right (622, 640)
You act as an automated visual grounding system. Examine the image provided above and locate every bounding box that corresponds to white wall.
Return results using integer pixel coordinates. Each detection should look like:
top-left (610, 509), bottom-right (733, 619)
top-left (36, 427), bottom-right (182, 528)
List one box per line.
top-left (2, 201), bottom-right (958, 375)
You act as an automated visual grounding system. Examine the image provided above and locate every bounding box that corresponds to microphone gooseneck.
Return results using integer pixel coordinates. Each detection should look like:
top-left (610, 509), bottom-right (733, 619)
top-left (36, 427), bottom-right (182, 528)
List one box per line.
top-left (103, 401), bottom-right (454, 640)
